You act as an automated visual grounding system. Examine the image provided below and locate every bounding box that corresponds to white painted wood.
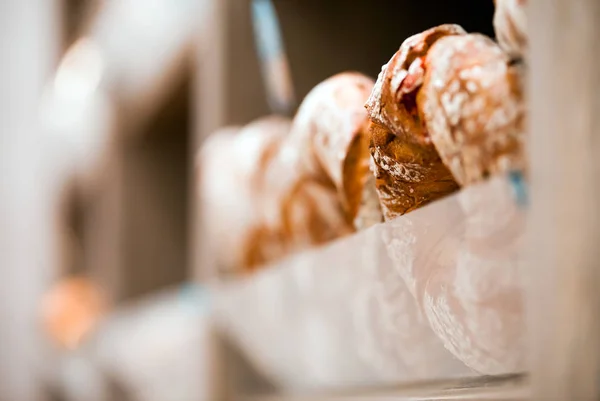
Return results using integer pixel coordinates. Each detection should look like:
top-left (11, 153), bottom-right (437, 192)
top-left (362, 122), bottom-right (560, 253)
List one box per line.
top-left (0, 1), bottom-right (61, 400)
top-left (528, 0), bottom-right (600, 399)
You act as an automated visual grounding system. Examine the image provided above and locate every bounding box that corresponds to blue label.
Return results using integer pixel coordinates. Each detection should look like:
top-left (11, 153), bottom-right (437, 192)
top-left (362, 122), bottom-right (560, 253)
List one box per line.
top-left (509, 170), bottom-right (528, 208)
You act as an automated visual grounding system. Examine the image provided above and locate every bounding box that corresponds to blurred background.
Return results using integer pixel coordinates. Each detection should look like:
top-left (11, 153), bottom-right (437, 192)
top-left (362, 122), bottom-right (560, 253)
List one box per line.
top-left (0, 1), bottom-right (499, 400)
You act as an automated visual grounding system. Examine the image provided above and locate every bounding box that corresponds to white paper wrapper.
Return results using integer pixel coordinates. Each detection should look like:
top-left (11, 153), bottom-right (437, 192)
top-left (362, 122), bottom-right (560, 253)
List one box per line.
top-left (212, 175), bottom-right (527, 391)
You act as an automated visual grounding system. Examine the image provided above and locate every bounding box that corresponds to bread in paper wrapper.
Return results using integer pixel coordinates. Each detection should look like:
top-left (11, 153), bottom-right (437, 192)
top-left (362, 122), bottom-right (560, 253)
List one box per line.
top-left (213, 176), bottom-right (526, 390)
top-left (370, 28), bottom-right (528, 373)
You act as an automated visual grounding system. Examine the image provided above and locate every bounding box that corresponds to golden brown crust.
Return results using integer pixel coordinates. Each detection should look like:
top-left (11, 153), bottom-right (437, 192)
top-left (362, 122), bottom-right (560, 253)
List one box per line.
top-left (369, 121), bottom-right (459, 219)
top-left (366, 24), bottom-right (467, 142)
top-left (421, 34), bottom-right (526, 186)
top-left (343, 123), bottom-right (374, 224)
top-left (290, 72), bottom-right (376, 224)
top-left (203, 73), bottom-right (377, 273)
top-left (241, 74), bottom-right (376, 271)
top-left (199, 118), bottom-right (292, 274)
top-left (365, 25), bottom-right (465, 220)
top-left (240, 177), bottom-right (352, 273)
top-left (282, 178), bottom-right (353, 249)
top-left (353, 166), bottom-right (383, 229)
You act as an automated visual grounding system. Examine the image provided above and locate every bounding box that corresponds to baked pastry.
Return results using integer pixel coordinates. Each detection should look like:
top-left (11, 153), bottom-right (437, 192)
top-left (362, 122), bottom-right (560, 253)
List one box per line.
top-left (198, 117), bottom-right (291, 274)
top-left (250, 73), bottom-right (377, 270)
top-left (365, 25), bottom-right (465, 221)
top-left (200, 73), bottom-right (378, 273)
top-left (353, 165), bottom-right (383, 229)
top-left (420, 33), bottom-right (526, 186)
top-left (369, 26), bottom-right (528, 372)
top-left (287, 72), bottom-right (378, 226)
top-left (493, 0), bottom-right (527, 59)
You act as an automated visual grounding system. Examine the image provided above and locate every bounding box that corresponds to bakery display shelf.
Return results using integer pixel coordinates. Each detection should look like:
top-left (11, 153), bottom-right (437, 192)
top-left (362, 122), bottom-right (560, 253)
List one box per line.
top-left (210, 175), bottom-right (526, 396)
top-left (44, 175), bottom-right (525, 401)
top-left (20, 0), bottom-right (600, 400)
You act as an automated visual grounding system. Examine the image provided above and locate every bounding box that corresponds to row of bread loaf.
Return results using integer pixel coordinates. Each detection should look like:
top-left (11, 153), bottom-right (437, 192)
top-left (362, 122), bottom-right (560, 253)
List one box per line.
top-left (198, 0), bottom-right (528, 275)
top-left (199, 73), bottom-right (374, 274)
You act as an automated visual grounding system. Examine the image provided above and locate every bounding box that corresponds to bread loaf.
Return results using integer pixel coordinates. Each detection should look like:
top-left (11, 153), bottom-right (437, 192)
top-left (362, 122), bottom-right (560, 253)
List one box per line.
top-left (198, 117), bottom-right (291, 274)
top-left (493, 0), bottom-right (527, 59)
top-left (365, 25), bottom-right (465, 221)
top-left (420, 33), bottom-right (526, 186)
top-left (200, 73), bottom-right (377, 273)
top-left (249, 73), bottom-right (377, 270)
top-left (354, 164), bottom-right (383, 229)
top-left (372, 26), bottom-right (528, 373)
top-left (288, 72), bottom-right (378, 226)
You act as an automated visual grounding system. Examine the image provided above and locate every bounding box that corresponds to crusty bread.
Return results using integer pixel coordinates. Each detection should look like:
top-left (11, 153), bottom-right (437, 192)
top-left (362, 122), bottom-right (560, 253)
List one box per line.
top-left (198, 117), bottom-right (291, 273)
top-left (289, 72), bottom-right (377, 225)
top-left (365, 25), bottom-right (465, 220)
top-left (200, 73), bottom-right (378, 273)
top-left (493, 0), bottom-right (527, 59)
top-left (421, 33), bottom-right (526, 186)
top-left (353, 161), bottom-right (383, 229)
top-left (246, 73), bottom-right (377, 271)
